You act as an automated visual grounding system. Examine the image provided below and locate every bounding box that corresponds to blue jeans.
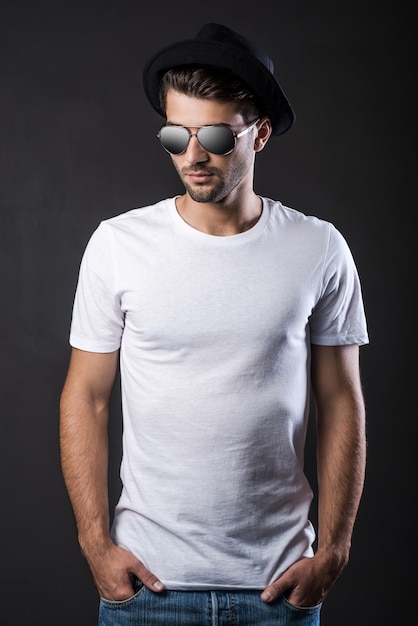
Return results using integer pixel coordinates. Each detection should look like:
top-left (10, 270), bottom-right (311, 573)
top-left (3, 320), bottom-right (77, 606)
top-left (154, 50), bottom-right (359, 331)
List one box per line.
top-left (98, 583), bottom-right (322, 625)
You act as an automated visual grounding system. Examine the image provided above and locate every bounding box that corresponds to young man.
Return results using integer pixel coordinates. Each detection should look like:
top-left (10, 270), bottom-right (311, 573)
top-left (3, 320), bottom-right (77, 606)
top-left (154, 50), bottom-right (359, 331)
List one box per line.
top-left (60, 23), bottom-right (369, 625)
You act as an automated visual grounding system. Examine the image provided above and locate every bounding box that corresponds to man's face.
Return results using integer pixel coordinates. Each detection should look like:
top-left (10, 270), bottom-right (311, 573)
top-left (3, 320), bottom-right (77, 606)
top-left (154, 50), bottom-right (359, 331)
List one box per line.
top-left (164, 89), bottom-right (258, 204)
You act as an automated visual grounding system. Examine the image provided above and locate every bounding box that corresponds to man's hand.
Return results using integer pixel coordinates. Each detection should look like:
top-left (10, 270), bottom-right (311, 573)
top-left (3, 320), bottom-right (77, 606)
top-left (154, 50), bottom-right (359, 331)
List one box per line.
top-left (260, 552), bottom-right (344, 607)
top-left (84, 540), bottom-right (165, 601)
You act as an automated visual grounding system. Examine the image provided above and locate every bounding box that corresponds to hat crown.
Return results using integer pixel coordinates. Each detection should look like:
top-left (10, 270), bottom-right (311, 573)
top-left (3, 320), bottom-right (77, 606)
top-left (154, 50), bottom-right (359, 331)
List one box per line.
top-left (195, 23), bottom-right (274, 75)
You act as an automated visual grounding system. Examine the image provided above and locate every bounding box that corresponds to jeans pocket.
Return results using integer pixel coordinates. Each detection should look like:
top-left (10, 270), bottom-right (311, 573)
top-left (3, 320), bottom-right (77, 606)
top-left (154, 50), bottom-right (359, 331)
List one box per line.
top-left (99, 580), bottom-right (145, 607)
top-left (282, 595), bottom-right (322, 613)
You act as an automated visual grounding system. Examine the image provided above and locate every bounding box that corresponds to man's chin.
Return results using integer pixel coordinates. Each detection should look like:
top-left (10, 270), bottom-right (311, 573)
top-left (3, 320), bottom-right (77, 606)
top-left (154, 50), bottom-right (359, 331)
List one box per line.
top-left (184, 184), bottom-right (225, 204)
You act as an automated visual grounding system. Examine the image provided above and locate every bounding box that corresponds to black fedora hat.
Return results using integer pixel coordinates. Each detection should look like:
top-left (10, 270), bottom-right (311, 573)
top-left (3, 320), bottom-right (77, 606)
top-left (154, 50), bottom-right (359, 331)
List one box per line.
top-left (142, 23), bottom-right (295, 136)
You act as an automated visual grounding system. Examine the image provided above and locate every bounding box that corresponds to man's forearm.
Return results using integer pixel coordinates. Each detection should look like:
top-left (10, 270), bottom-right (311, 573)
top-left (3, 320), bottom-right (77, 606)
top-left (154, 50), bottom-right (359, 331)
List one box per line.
top-left (59, 391), bottom-right (111, 555)
top-left (315, 395), bottom-right (366, 568)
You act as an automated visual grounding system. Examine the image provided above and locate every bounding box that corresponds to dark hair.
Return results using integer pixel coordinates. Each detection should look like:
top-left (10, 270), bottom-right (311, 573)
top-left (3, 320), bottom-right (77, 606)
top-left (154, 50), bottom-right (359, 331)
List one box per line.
top-left (159, 65), bottom-right (261, 123)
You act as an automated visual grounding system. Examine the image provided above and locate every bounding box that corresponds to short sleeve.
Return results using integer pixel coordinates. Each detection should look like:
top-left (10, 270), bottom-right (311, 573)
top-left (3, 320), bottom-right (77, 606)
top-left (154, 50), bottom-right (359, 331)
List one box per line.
top-left (309, 225), bottom-right (369, 346)
top-left (69, 223), bottom-right (124, 352)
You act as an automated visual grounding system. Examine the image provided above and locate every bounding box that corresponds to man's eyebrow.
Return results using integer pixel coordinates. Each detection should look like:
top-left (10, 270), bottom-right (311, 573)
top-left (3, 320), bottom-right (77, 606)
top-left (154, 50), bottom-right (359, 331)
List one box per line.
top-left (165, 121), bottom-right (232, 128)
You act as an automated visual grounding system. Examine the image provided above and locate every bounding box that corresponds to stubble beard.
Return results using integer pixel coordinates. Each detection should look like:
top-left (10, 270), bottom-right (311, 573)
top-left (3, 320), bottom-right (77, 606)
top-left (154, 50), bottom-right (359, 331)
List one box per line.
top-left (175, 159), bottom-right (251, 204)
top-left (183, 177), bottom-right (228, 203)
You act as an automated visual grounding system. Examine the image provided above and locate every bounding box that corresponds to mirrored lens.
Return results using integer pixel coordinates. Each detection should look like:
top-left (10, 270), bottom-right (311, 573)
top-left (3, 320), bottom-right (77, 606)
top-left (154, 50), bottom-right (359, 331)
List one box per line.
top-left (159, 126), bottom-right (190, 154)
top-left (159, 125), bottom-right (237, 155)
top-left (197, 126), bottom-right (236, 155)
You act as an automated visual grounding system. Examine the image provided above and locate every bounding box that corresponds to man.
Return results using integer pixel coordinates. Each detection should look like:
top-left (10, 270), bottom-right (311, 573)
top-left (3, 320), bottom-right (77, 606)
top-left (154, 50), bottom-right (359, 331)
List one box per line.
top-left (60, 23), bottom-right (369, 625)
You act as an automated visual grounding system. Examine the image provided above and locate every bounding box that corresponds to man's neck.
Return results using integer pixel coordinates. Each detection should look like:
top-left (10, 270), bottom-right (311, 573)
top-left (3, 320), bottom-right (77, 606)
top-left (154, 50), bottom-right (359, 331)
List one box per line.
top-left (175, 193), bottom-right (262, 236)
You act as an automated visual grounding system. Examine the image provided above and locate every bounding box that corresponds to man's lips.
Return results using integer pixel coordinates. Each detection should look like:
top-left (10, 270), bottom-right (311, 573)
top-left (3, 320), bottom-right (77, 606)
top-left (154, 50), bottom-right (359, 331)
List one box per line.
top-left (188, 174), bottom-right (213, 183)
top-left (184, 170), bottom-right (214, 183)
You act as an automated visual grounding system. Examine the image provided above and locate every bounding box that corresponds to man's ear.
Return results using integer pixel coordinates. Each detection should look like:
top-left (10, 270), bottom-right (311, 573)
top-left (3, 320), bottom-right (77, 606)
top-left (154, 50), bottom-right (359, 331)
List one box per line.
top-left (254, 117), bottom-right (272, 152)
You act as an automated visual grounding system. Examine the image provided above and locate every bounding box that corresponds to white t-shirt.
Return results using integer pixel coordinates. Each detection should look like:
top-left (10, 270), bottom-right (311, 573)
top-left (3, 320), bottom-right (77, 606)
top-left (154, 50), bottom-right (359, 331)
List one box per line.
top-left (69, 196), bottom-right (369, 590)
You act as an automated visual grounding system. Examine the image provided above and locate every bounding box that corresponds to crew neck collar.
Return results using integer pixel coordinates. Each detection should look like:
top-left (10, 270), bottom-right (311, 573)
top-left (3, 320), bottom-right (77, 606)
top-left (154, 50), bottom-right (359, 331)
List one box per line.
top-left (166, 196), bottom-right (269, 244)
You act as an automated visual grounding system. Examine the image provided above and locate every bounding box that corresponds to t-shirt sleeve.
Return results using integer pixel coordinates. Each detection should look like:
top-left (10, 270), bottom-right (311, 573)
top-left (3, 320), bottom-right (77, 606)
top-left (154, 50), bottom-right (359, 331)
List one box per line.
top-left (69, 223), bottom-right (124, 352)
top-left (309, 224), bottom-right (369, 346)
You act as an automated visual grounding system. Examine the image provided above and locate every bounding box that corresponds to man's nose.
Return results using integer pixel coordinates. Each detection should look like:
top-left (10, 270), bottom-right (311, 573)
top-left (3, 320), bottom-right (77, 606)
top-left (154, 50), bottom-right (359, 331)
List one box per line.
top-left (184, 134), bottom-right (209, 164)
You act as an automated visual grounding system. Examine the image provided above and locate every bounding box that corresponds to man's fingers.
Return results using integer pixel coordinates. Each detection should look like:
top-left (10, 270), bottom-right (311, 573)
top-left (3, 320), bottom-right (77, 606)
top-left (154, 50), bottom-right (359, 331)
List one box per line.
top-left (135, 563), bottom-right (165, 593)
top-left (152, 580), bottom-right (165, 592)
top-left (260, 580), bottom-right (285, 603)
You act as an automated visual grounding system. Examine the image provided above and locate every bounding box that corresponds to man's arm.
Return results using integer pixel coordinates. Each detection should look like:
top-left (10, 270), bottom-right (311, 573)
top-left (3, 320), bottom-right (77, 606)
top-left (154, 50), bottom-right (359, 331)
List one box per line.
top-left (312, 344), bottom-right (367, 579)
top-left (59, 347), bottom-right (164, 600)
top-left (261, 344), bottom-right (366, 605)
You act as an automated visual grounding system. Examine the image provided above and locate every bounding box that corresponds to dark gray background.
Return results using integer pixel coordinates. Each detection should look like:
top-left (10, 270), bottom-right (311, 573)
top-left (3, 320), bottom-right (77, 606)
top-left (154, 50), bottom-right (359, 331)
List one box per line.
top-left (0, 1), bottom-right (413, 624)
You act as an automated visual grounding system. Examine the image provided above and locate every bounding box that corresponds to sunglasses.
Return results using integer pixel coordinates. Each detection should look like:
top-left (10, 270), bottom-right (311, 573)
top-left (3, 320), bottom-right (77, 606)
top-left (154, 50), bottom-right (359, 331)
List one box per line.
top-left (157, 119), bottom-right (260, 156)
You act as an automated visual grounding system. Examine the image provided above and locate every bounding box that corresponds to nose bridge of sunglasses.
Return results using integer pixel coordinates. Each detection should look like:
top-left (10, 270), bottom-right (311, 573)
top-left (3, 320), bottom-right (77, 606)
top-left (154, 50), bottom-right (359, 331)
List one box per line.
top-left (189, 129), bottom-right (210, 152)
top-left (172, 128), bottom-right (206, 155)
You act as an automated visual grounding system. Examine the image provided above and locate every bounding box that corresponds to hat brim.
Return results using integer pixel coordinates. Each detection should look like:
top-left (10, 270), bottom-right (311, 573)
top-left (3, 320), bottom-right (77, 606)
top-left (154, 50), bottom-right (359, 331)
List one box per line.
top-left (142, 39), bottom-right (295, 136)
